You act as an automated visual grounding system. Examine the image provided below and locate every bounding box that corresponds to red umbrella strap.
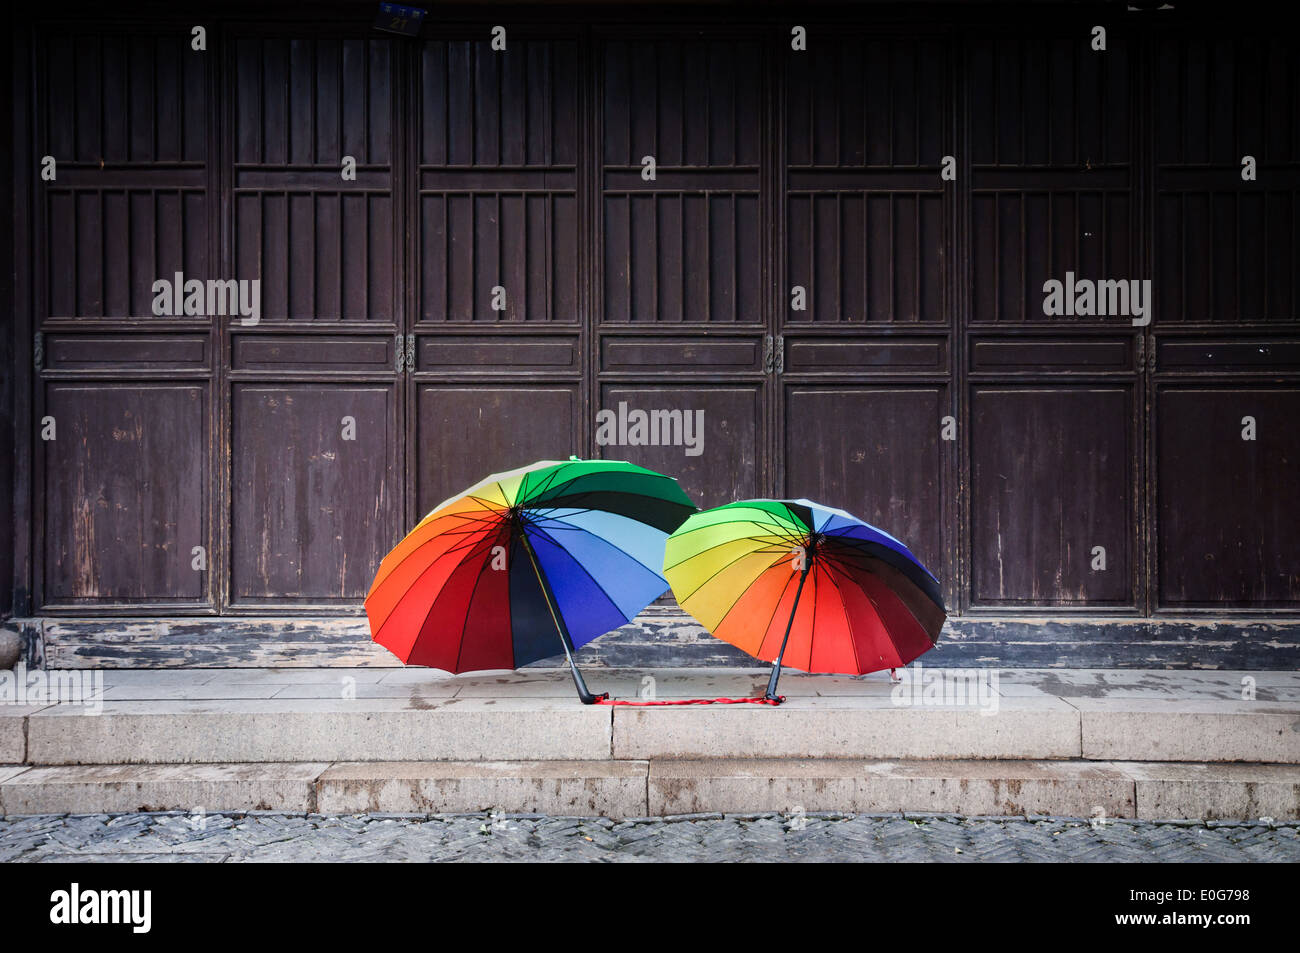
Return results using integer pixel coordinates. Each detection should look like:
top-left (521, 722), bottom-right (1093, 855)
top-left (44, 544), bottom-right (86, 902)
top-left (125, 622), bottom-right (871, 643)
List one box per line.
top-left (595, 695), bottom-right (783, 706)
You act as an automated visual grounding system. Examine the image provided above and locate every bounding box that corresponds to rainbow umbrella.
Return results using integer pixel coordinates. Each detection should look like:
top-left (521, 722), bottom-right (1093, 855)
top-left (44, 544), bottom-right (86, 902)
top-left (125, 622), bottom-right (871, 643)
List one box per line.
top-left (366, 458), bottom-right (696, 703)
top-left (663, 498), bottom-right (945, 701)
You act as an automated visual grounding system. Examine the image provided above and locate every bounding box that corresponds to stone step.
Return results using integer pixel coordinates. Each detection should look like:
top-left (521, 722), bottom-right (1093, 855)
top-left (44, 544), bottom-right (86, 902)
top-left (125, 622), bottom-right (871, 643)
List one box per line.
top-left (13, 695), bottom-right (1299, 766)
top-left (2, 759), bottom-right (1298, 821)
top-left (646, 759), bottom-right (1300, 821)
top-left (7, 668), bottom-right (1299, 766)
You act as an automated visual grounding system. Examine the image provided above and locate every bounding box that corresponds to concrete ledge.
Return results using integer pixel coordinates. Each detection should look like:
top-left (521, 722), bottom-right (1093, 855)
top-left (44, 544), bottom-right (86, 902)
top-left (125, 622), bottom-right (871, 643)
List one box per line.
top-left (648, 759), bottom-right (1136, 818)
top-left (1127, 762), bottom-right (1300, 821)
top-left (316, 760), bottom-right (649, 817)
top-left (3, 759), bottom-right (1297, 820)
top-left (1077, 700), bottom-right (1300, 763)
top-left (0, 766), bottom-right (31, 785)
top-left (25, 698), bottom-right (613, 764)
top-left (12, 670), bottom-right (1300, 767)
top-left (614, 698), bottom-right (1081, 761)
top-left (0, 707), bottom-right (45, 763)
top-left (0, 762), bottom-right (328, 815)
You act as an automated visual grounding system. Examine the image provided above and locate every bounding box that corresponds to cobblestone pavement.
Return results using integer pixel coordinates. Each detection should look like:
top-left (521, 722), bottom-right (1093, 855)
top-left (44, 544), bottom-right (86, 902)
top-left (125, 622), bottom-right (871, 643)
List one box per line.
top-left (2, 812), bottom-right (1298, 862)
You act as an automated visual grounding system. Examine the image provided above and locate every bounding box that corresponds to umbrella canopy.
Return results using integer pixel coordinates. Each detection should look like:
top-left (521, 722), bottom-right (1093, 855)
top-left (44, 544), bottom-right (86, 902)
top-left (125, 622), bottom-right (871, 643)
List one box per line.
top-left (663, 498), bottom-right (945, 699)
top-left (366, 458), bottom-right (697, 702)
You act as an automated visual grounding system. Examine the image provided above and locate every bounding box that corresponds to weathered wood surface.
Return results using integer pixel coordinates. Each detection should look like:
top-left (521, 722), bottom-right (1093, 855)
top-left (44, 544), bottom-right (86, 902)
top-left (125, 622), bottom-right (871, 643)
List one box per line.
top-left (24, 612), bottom-right (1300, 671)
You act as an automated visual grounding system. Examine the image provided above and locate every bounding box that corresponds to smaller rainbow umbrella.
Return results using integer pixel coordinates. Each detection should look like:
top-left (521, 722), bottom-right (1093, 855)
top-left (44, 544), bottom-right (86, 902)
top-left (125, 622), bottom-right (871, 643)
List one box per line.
top-left (366, 458), bottom-right (696, 703)
top-left (663, 499), bottom-right (945, 700)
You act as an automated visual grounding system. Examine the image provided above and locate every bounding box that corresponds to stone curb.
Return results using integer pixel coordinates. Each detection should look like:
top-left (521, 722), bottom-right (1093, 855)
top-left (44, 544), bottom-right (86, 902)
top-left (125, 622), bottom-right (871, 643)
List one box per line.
top-left (3, 758), bottom-right (1298, 821)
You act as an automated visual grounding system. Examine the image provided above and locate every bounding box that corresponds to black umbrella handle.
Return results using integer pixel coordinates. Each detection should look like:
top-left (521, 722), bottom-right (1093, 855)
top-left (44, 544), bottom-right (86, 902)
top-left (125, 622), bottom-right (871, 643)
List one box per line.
top-left (766, 552), bottom-right (812, 702)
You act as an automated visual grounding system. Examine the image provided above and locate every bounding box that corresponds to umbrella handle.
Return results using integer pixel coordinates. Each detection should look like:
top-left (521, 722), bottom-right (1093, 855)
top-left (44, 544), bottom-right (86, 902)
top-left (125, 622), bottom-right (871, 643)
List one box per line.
top-left (764, 664), bottom-right (785, 703)
top-left (568, 659), bottom-right (607, 706)
top-left (766, 557), bottom-right (812, 702)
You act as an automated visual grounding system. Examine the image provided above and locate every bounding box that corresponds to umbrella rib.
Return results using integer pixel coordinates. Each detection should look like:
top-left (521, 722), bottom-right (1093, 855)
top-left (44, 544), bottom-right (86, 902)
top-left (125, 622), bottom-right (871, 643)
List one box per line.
top-left (453, 521), bottom-right (513, 672)
top-left (675, 510), bottom-right (804, 540)
top-left (756, 569), bottom-right (801, 661)
top-left (847, 567), bottom-right (911, 669)
top-left (369, 520), bottom-right (503, 637)
top-left (710, 561), bottom-right (796, 658)
top-left (524, 520), bottom-right (632, 630)
top-left (671, 543), bottom-right (790, 605)
top-left (802, 560), bottom-right (820, 674)
top-left (822, 561), bottom-right (863, 675)
top-left (828, 531), bottom-right (942, 587)
top-left (521, 460), bottom-right (606, 505)
top-left (664, 537), bottom-right (793, 576)
top-left (517, 462), bottom-right (570, 503)
top-left (379, 521), bottom-right (498, 657)
top-left (665, 522), bottom-right (803, 555)
top-left (529, 509), bottom-right (668, 577)
top-left (373, 517), bottom-right (504, 590)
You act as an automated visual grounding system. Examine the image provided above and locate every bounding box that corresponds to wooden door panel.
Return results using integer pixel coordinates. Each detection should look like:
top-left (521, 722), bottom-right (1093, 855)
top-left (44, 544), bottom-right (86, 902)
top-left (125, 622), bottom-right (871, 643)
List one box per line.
top-left (414, 385), bottom-right (580, 517)
top-left (1154, 35), bottom-right (1299, 167)
top-left (784, 34), bottom-right (949, 328)
top-left (970, 386), bottom-right (1134, 606)
top-left (46, 186), bottom-right (210, 322)
top-left (968, 34), bottom-right (1130, 168)
top-left (967, 30), bottom-right (1134, 327)
top-left (230, 384), bottom-right (397, 605)
top-left (598, 384), bottom-right (761, 511)
top-left (971, 189), bottom-right (1134, 324)
top-left (38, 29), bottom-right (211, 325)
top-left (420, 39), bottom-right (578, 168)
top-left (601, 34), bottom-right (762, 326)
top-left (417, 38), bottom-right (579, 326)
top-left (42, 32), bottom-right (207, 165)
top-left (784, 386), bottom-right (950, 593)
top-left (1154, 188), bottom-right (1296, 328)
top-left (234, 190), bottom-right (394, 322)
top-left (231, 30), bottom-right (396, 326)
top-left (786, 191), bottom-right (945, 324)
top-left (419, 191), bottom-right (578, 323)
top-left (787, 36), bottom-right (945, 168)
top-left (234, 35), bottom-right (391, 166)
top-left (603, 38), bottom-right (761, 168)
top-left (603, 192), bottom-right (761, 324)
top-left (1152, 34), bottom-right (1298, 326)
top-left (1156, 387), bottom-right (1300, 607)
top-left (41, 383), bottom-right (209, 606)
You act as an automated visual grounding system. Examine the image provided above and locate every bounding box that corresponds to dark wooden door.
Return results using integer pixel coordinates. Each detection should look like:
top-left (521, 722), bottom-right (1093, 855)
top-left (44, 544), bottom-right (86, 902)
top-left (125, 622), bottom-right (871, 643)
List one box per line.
top-left (225, 26), bottom-right (402, 611)
top-left (964, 23), bottom-right (1141, 613)
top-left (1150, 30), bottom-right (1300, 610)
top-left (780, 30), bottom-right (955, 609)
top-left (18, 7), bottom-right (1300, 649)
top-left (596, 29), bottom-right (769, 511)
top-left (34, 27), bottom-right (216, 611)
top-left (411, 29), bottom-right (585, 516)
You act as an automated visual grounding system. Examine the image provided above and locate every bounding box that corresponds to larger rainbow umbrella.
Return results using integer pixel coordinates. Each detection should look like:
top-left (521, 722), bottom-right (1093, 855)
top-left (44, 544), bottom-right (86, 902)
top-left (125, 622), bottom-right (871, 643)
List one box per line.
top-left (366, 458), bottom-right (696, 703)
top-left (663, 498), bottom-right (945, 701)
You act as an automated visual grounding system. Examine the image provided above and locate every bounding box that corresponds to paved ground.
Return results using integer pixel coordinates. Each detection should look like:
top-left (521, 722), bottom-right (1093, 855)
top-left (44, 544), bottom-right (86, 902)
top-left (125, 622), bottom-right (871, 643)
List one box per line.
top-left (2, 812), bottom-right (1297, 862)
